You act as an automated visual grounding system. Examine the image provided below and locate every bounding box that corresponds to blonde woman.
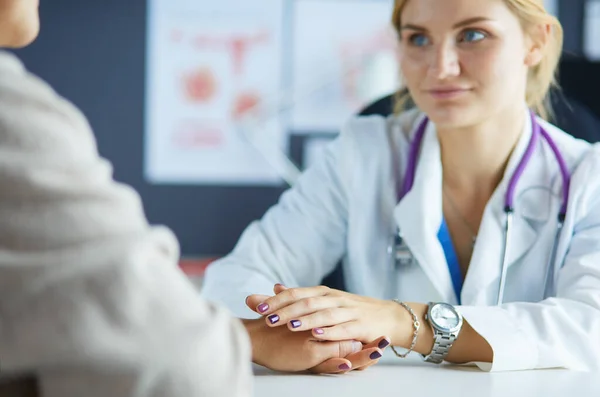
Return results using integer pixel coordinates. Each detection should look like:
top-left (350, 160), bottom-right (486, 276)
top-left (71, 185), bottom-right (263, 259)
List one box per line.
top-left (0, 1), bottom-right (254, 395)
top-left (203, 0), bottom-right (600, 373)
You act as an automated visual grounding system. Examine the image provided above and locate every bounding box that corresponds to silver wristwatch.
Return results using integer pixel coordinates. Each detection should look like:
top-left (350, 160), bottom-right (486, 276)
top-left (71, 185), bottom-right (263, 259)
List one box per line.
top-left (421, 302), bottom-right (463, 364)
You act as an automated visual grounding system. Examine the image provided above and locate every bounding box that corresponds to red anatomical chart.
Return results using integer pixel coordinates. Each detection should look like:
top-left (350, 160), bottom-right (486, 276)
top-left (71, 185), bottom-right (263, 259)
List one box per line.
top-left (146, 0), bottom-right (284, 185)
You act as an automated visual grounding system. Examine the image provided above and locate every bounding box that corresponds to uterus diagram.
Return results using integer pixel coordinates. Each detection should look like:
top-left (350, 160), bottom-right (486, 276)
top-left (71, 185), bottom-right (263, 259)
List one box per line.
top-left (179, 29), bottom-right (270, 120)
top-left (170, 28), bottom-right (271, 149)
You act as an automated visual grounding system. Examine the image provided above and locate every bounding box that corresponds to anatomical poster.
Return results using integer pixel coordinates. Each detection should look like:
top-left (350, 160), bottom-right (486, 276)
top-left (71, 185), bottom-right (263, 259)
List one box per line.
top-left (145, 0), bottom-right (286, 185)
top-left (290, 0), bottom-right (399, 133)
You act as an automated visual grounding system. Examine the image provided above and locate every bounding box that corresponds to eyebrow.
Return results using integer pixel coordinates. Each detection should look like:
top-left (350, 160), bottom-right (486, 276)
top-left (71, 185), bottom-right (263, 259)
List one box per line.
top-left (400, 17), bottom-right (494, 32)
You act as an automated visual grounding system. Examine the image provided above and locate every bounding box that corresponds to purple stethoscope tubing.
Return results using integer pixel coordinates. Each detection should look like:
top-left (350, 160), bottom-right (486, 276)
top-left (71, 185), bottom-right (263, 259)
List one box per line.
top-left (397, 110), bottom-right (570, 305)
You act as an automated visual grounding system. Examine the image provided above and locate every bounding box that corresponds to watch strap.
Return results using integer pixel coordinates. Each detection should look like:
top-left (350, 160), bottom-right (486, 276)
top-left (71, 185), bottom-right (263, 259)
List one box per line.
top-left (422, 330), bottom-right (458, 363)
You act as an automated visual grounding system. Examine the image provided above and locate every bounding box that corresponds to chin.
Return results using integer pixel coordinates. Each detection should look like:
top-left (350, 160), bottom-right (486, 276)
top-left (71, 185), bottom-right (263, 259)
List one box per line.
top-left (0, 16), bottom-right (40, 48)
top-left (18, 31), bottom-right (39, 47)
top-left (421, 104), bottom-right (479, 129)
top-left (14, 24), bottom-right (40, 47)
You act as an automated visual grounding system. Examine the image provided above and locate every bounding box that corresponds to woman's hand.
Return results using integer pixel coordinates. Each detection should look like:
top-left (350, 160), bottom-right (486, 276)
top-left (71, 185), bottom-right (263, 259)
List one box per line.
top-left (245, 289), bottom-right (390, 373)
top-left (247, 284), bottom-right (406, 344)
top-left (248, 285), bottom-right (494, 367)
top-left (245, 318), bottom-right (388, 373)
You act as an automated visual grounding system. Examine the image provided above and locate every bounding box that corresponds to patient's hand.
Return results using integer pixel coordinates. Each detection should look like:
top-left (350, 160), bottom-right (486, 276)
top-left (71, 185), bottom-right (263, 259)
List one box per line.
top-left (245, 288), bottom-right (389, 374)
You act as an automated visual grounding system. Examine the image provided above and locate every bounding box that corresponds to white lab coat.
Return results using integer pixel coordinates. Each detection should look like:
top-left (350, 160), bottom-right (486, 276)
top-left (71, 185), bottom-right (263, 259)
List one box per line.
top-left (202, 107), bottom-right (600, 372)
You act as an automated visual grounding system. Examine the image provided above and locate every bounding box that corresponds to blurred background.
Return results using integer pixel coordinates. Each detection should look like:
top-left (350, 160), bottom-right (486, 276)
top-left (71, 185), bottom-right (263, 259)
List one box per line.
top-left (10, 0), bottom-right (600, 273)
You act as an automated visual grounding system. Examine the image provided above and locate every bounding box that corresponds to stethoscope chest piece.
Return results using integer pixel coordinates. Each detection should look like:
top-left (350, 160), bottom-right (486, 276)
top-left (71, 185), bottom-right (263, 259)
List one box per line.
top-left (390, 229), bottom-right (413, 267)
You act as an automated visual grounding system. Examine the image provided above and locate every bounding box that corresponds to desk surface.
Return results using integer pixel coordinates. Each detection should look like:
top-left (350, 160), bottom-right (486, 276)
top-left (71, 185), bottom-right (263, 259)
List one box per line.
top-left (253, 353), bottom-right (600, 397)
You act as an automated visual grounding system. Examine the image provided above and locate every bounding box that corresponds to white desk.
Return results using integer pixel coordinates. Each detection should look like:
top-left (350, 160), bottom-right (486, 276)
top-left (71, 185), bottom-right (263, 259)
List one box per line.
top-left (253, 351), bottom-right (600, 397)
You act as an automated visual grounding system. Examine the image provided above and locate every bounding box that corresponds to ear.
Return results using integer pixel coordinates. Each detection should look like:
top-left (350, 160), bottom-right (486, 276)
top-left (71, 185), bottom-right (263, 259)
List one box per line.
top-left (525, 23), bottom-right (551, 67)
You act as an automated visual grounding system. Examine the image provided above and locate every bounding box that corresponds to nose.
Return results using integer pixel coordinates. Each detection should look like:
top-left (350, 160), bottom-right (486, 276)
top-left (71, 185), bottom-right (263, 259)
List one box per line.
top-left (428, 42), bottom-right (460, 80)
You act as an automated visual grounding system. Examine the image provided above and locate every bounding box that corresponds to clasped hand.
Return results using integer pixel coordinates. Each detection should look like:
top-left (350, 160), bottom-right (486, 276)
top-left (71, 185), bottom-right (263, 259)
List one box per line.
top-left (246, 284), bottom-right (401, 374)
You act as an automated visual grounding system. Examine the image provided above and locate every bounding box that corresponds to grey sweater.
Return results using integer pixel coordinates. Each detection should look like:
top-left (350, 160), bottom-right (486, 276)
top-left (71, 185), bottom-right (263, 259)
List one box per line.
top-left (0, 51), bottom-right (252, 396)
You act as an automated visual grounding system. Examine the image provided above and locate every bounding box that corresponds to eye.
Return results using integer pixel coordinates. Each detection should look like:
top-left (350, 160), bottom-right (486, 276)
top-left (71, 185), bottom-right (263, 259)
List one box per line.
top-left (408, 33), bottom-right (430, 47)
top-left (460, 29), bottom-right (487, 43)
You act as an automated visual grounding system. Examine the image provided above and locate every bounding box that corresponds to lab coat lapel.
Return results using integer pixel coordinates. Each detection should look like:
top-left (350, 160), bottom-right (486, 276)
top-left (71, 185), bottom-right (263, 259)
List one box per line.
top-left (393, 119), bottom-right (456, 303)
top-left (462, 111), bottom-right (543, 304)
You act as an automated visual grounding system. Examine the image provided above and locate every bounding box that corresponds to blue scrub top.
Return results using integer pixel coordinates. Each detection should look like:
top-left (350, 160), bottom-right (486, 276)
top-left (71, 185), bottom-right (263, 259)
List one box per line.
top-left (437, 218), bottom-right (464, 304)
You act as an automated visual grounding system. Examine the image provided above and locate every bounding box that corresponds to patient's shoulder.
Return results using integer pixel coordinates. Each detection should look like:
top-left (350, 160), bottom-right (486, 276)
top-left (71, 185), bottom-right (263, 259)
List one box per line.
top-left (0, 51), bottom-right (96, 156)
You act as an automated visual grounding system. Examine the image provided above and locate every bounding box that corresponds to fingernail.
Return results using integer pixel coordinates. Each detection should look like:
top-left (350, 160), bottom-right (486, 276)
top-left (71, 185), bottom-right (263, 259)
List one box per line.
top-left (378, 339), bottom-right (390, 349)
top-left (338, 363), bottom-right (350, 371)
top-left (314, 328), bottom-right (324, 335)
top-left (257, 303), bottom-right (269, 313)
top-left (352, 341), bottom-right (363, 353)
top-left (268, 314), bottom-right (279, 324)
top-left (290, 320), bottom-right (302, 328)
top-left (369, 351), bottom-right (382, 360)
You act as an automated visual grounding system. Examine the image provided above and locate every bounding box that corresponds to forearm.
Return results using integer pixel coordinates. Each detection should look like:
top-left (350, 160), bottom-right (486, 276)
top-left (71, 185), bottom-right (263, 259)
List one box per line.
top-left (392, 303), bottom-right (493, 364)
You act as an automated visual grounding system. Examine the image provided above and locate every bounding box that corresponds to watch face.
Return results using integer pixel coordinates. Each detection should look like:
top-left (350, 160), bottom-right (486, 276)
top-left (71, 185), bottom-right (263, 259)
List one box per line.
top-left (430, 303), bottom-right (461, 331)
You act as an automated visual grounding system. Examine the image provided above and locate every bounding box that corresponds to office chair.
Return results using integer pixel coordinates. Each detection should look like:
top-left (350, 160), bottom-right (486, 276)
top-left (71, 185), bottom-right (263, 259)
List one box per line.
top-left (0, 373), bottom-right (39, 397)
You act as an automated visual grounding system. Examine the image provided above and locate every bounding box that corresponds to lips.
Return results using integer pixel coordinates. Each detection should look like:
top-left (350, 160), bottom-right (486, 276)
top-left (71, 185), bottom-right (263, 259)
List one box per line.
top-left (426, 87), bottom-right (472, 99)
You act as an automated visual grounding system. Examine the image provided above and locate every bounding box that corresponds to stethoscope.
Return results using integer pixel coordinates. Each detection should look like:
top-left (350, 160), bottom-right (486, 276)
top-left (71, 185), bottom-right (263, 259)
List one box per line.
top-left (389, 110), bottom-right (571, 305)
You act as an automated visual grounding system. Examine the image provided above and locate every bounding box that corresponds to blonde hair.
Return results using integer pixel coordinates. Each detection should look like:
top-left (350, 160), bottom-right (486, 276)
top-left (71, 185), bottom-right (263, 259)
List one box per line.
top-left (391, 0), bottom-right (564, 120)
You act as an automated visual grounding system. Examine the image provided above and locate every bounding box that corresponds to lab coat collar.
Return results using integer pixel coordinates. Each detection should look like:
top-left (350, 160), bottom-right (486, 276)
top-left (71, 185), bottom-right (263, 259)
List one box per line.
top-left (393, 114), bottom-right (455, 302)
top-left (393, 108), bottom-right (545, 304)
